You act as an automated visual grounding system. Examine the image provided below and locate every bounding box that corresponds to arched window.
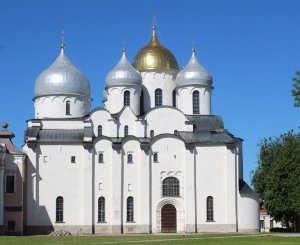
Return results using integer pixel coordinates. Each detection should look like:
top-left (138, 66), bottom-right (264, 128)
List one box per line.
top-left (127, 153), bottom-right (133, 163)
top-left (172, 90), bottom-right (176, 107)
top-left (98, 125), bottom-right (102, 136)
top-left (98, 153), bottom-right (104, 163)
top-left (56, 196), bottom-right (63, 222)
top-left (150, 130), bottom-right (154, 138)
top-left (162, 177), bottom-right (180, 197)
top-left (66, 101), bottom-right (71, 115)
top-left (124, 90), bottom-right (130, 106)
top-left (153, 152), bottom-right (158, 162)
top-left (207, 196), bottom-right (214, 221)
top-left (155, 89), bottom-right (162, 106)
top-left (127, 196), bottom-right (134, 222)
top-left (124, 125), bottom-right (128, 136)
top-left (193, 91), bottom-right (200, 114)
top-left (98, 197), bottom-right (105, 222)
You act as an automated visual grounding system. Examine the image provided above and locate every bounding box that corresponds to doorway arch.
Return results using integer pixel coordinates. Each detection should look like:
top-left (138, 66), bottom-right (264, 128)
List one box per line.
top-left (161, 204), bottom-right (177, 233)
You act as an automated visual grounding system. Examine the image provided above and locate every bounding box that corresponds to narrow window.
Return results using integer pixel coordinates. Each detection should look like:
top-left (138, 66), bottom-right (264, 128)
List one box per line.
top-left (172, 90), bottom-right (176, 107)
top-left (124, 90), bottom-right (130, 106)
top-left (66, 101), bottom-right (71, 115)
top-left (153, 152), bottom-right (158, 162)
top-left (162, 177), bottom-right (179, 197)
top-left (193, 91), bottom-right (200, 114)
top-left (150, 130), bottom-right (154, 138)
top-left (270, 220), bottom-right (274, 228)
top-left (206, 196), bottom-right (214, 221)
top-left (98, 197), bottom-right (105, 222)
top-left (5, 175), bottom-right (15, 193)
top-left (124, 125), bottom-right (128, 136)
top-left (98, 153), bottom-right (104, 163)
top-left (56, 196), bottom-right (64, 222)
top-left (127, 196), bottom-right (134, 222)
top-left (127, 153), bottom-right (133, 163)
top-left (140, 90), bottom-right (144, 114)
top-left (98, 125), bottom-right (102, 136)
top-left (7, 221), bottom-right (15, 231)
top-left (155, 89), bottom-right (162, 106)
top-left (71, 156), bottom-right (76, 163)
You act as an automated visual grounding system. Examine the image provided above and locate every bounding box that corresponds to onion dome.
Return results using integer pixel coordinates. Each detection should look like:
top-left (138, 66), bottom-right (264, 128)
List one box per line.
top-left (176, 48), bottom-right (212, 87)
top-left (105, 48), bottom-right (142, 87)
top-left (132, 26), bottom-right (179, 72)
top-left (34, 45), bottom-right (90, 98)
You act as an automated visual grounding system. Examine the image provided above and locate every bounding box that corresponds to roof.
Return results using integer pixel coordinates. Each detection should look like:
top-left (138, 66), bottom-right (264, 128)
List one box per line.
top-left (178, 131), bottom-right (240, 144)
top-left (0, 129), bottom-right (23, 154)
top-left (34, 48), bottom-right (90, 98)
top-left (186, 115), bottom-right (224, 131)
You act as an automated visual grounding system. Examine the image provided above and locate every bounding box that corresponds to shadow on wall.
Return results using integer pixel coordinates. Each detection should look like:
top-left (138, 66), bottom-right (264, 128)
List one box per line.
top-left (24, 148), bottom-right (53, 235)
top-left (4, 161), bottom-right (23, 235)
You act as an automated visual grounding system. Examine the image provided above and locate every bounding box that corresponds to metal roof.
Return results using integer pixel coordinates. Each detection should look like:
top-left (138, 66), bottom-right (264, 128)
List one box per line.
top-left (105, 49), bottom-right (142, 87)
top-left (186, 115), bottom-right (224, 131)
top-left (34, 48), bottom-right (90, 98)
top-left (38, 129), bottom-right (83, 143)
top-left (176, 49), bottom-right (212, 87)
top-left (178, 131), bottom-right (239, 144)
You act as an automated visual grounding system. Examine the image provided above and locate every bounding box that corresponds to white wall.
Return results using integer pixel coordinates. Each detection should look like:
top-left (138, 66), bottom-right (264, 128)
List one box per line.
top-left (145, 107), bottom-right (191, 137)
top-left (141, 71), bottom-right (177, 112)
top-left (34, 95), bottom-right (90, 119)
top-left (151, 137), bottom-right (186, 233)
top-left (105, 86), bottom-right (141, 115)
top-left (177, 86), bottom-right (212, 115)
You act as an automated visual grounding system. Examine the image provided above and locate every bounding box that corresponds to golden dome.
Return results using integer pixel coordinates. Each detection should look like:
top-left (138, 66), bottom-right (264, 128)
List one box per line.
top-left (132, 26), bottom-right (179, 72)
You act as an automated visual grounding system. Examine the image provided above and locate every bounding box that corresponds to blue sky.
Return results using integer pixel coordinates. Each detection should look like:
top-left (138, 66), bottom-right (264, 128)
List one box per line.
top-left (0, 0), bottom-right (299, 184)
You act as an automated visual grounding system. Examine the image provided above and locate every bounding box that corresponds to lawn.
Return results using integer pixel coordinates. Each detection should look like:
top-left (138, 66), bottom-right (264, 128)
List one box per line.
top-left (0, 233), bottom-right (300, 245)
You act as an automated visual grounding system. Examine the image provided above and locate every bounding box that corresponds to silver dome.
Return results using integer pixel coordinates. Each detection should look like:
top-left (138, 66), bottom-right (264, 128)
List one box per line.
top-left (105, 49), bottom-right (142, 87)
top-left (34, 48), bottom-right (90, 98)
top-left (176, 49), bottom-right (212, 87)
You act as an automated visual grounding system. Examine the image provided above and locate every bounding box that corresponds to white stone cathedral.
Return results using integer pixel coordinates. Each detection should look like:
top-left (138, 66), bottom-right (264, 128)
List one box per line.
top-left (23, 26), bottom-right (259, 234)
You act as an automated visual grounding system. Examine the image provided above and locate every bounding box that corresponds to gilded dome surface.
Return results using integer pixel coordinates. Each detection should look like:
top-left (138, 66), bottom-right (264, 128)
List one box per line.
top-left (176, 48), bottom-right (212, 87)
top-left (105, 49), bottom-right (142, 87)
top-left (132, 26), bottom-right (179, 72)
top-left (34, 47), bottom-right (90, 98)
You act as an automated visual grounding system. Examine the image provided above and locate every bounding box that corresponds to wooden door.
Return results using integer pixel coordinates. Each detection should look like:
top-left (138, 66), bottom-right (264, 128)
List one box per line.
top-left (161, 204), bottom-right (176, 233)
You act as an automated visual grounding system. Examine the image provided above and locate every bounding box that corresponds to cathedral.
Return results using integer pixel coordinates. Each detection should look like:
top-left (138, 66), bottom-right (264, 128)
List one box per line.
top-left (22, 26), bottom-right (259, 234)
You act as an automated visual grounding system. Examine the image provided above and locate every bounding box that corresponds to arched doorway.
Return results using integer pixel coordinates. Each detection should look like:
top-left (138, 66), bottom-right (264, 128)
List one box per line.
top-left (161, 204), bottom-right (176, 233)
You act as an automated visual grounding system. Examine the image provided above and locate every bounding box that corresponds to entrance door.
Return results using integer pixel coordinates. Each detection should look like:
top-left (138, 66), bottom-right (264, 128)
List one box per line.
top-left (161, 204), bottom-right (176, 233)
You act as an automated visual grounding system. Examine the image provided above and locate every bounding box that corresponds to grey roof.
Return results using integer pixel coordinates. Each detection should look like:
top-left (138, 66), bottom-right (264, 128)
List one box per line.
top-left (178, 131), bottom-right (239, 144)
top-left (186, 115), bottom-right (224, 131)
top-left (25, 127), bottom-right (40, 138)
top-left (38, 129), bottom-right (84, 143)
top-left (34, 48), bottom-right (90, 98)
top-left (105, 50), bottom-right (142, 87)
top-left (176, 49), bottom-right (212, 87)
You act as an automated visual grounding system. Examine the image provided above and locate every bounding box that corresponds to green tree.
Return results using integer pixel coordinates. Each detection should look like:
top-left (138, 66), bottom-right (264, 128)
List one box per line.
top-left (251, 131), bottom-right (300, 231)
top-left (292, 71), bottom-right (300, 107)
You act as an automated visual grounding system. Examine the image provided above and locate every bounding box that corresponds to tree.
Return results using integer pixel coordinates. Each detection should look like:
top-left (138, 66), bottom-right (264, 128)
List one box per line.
top-left (251, 131), bottom-right (300, 231)
top-left (292, 71), bottom-right (300, 107)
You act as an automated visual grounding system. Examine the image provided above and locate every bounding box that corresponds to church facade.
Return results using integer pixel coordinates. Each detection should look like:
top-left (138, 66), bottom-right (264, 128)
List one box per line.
top-left (23, 26), bottom-right (259, 235)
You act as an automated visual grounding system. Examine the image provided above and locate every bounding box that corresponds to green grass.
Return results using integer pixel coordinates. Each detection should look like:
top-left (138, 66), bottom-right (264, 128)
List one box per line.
top-left (0, 233), bottom-right (300, 245)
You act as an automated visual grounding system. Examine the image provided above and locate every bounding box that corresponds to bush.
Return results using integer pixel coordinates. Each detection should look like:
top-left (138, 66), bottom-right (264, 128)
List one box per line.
top-left (270, 227), bottom-right (294, 233)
